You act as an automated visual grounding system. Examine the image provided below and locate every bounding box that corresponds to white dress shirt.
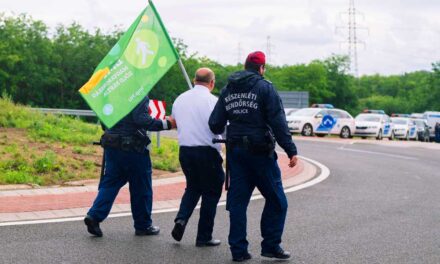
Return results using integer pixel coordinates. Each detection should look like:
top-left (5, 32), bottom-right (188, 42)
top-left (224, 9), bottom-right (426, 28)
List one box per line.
top-left (172, 85), bottom-right (222, 152)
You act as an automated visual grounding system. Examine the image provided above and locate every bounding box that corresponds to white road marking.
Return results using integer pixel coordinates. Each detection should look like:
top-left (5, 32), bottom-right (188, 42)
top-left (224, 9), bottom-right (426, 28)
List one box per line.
top-left (0, 155), bottom-right (330, 227)
top-left (338, 145), bottom-right (418, 160)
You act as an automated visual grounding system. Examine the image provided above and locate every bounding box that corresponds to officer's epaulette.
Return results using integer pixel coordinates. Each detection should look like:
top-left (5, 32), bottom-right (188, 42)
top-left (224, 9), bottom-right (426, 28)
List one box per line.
top-left (262, 79), bottom-right (272, 84)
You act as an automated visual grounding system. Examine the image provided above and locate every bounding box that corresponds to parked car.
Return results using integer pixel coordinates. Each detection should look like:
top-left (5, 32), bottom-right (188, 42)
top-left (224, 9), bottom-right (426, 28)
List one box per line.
top-left (354, 111), bottom-right (394, 140)
top-left (286, 105), bottom-right (355, 138)
top-left (284, 108), bottom-right (299, 117)
top-left (391, 113), bottom-right (411, 118)
top-left (423, 111), bottom-right (440, 141)
top-left (410, 113), bottom-right (424, 119)
top-left (391, 117), bottom-right (417, 140)
top-left (413, 119), bottom-right (430, 142)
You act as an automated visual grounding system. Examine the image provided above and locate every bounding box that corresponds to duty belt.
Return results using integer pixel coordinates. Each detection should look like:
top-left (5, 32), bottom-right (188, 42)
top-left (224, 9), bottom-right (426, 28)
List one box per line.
top-left (232, 136), bottom-right (276, 159)
top-left (99, 132), bottom-right (151, 153)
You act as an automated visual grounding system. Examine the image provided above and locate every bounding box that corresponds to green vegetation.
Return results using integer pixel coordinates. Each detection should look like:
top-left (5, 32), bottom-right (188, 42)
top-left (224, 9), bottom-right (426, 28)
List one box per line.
top-left (1, 14), bottom-right (439, 115)
top-left (0, 96), bottom-right (101, 144)
top-left (0, 97), bottom-right (180, 186)
top-left (149, 135), bottom-right (180, 172)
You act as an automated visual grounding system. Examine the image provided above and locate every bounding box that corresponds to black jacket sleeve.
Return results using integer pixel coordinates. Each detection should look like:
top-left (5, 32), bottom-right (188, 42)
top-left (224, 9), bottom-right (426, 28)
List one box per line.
top-left (209, 88), bottom-right (228, 135)
top-left (262, 82), bottom-right (298, 158)
top-left (132, 97), bottom-right (169, 131)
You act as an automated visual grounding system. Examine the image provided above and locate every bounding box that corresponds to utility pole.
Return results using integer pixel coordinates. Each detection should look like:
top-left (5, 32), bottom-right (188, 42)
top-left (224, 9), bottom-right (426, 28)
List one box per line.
top-left (237, 42), bottom-right (242, 65)
top-left (266, 36), bottom-right (274, 65)
top-left (336, 0), bottom-right (368, 77)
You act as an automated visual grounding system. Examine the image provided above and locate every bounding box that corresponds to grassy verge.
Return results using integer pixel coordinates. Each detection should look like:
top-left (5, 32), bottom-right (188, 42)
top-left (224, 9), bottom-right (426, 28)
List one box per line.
top-left (0, 97), bottom-right (180, 186)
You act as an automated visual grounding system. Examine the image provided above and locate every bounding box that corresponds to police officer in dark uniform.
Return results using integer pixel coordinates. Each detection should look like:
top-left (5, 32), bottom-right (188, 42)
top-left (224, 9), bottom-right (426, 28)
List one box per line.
top-left (209, 51), bottom-right (298, 262)
top-left (84, 96), bottom-right (174, 237)
top-left (435, 122), bottom-right (440, 143)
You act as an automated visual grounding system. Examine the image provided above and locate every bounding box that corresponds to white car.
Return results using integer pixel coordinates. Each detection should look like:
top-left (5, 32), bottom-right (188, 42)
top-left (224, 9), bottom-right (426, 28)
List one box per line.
top-left (423, 111), bottom-right (440, 140)
top-left (354, 113), bottom-right (394, 140)
top-left (391, 117), bottom-right (417, 140)
top-left (284, 108), bottom-right (299, 117)
top-left (287, 106), bottom-right (355, 138)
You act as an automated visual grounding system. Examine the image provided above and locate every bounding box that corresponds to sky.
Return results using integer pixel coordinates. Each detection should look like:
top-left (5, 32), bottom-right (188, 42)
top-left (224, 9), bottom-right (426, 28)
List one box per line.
top-left (1, 0), bottom-right (439, 76)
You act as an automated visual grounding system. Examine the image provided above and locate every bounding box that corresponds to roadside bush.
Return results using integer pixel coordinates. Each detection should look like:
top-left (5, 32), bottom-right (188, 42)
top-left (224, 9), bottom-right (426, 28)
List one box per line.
top-left (33, 151), bottom-right (58, 173)
top-left (0, 171), bottom-right (42, 185)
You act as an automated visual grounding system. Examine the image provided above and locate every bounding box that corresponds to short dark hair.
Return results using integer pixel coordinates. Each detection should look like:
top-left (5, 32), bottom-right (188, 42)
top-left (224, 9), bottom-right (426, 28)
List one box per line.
top-left (245, 60), bottom-right (264, 72)
top-left (195, 70), bottom-right (215, 83)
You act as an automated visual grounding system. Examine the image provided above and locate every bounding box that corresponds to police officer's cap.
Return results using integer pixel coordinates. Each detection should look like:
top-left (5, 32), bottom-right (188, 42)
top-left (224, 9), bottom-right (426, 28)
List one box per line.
top-left (245, 51), bottom-right (266, 65)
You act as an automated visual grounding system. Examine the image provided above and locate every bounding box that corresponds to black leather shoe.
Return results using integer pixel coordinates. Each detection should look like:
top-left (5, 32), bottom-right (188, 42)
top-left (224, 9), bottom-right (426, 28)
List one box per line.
top-left (84, 215), bottom-right (103, 237)
top-left (171, 219), bottom-right (186, 242)
top-left (261, 249), bottom-right (291, 259)
top-left (135, 225), bottom-right (160, 236)
top-left (232, 253), bottom-right (252, 262)
top-left (195, 239), bottom-right (221, 247)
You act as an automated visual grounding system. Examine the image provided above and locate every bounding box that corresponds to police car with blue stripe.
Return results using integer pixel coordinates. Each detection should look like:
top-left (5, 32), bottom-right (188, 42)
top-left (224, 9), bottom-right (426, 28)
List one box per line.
top-left (286, 104), bottom-right (355, 138)
top-left (391, 115), bottom-right (418, 140)
top-left (354, 110), bottom-right (394, 140)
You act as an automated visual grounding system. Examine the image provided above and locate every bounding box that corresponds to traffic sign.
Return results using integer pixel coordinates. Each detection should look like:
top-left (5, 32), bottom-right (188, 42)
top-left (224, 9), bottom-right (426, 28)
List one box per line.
top-left (148, 100), bottom-right (166, 119)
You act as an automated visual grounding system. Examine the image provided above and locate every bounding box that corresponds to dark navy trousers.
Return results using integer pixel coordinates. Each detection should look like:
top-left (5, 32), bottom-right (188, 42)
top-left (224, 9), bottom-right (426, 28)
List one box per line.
top-left (435, 125), bottom-right (440, 143)
top-left (87, 147), bottom-right (153, 231)
top-left (227, 147), bottom-right (288, 258)
top-left (175, 146), bottom-right (225, 242)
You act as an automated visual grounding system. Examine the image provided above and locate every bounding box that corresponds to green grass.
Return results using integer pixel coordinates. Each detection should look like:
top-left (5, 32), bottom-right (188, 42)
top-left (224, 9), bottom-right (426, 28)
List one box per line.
top-left (0, 144), bottom-right (70, 185)
top-left (0, 97), bottom-right (181, 185)
top-left (0, 97), bottom-right (101, 145)
top-left (149, 135), bottom-right (180, 172)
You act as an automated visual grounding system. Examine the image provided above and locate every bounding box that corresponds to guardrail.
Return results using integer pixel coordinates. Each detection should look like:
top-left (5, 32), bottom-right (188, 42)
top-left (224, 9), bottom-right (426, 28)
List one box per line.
top-left (31, 108), bottom-right (96, 117)
top-left (31, 108), bottom-right (162, 148)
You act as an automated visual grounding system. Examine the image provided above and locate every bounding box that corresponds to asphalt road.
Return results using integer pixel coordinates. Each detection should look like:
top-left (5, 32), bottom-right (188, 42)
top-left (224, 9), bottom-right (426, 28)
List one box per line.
top-left (1, 140), bottom-right (439, 264)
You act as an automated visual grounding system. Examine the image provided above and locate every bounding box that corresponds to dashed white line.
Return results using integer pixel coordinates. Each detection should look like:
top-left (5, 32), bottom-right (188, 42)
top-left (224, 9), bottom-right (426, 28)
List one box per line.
top-left (338, 145), bottom-right (418, 160)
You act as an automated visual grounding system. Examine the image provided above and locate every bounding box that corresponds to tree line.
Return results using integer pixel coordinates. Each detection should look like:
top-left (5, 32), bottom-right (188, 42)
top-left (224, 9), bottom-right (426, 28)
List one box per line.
top-left (1, 14), bottom-right (439, 115)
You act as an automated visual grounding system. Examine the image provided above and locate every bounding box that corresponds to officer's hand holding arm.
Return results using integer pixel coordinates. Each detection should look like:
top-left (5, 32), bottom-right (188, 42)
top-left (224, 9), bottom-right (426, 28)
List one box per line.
top-left (133, 97), bottom-right (172, 131)
top-left (167, 116), bottom-right (177, 129)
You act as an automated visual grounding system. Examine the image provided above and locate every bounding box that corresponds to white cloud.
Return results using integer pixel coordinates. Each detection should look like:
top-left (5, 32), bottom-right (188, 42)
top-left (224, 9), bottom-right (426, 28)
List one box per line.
top-left (0, 0), bottom-right (439, 75)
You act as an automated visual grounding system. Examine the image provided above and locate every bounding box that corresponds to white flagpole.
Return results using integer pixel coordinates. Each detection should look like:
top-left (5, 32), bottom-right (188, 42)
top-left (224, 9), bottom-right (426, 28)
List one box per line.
top-left (178, 58), bottom-right (193, 90)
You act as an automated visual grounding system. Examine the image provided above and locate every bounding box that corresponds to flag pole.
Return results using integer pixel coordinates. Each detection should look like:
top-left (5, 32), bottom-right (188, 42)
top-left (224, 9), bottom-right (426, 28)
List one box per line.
top-left (178, 58), bottom-right (193, 90)
top-left (148, 0), bottom-right (192, 90)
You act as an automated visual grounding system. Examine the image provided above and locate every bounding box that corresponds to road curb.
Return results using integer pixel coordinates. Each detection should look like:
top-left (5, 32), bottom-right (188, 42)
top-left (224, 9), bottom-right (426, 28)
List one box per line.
top-left (0, 155), bottom-right (329, 226)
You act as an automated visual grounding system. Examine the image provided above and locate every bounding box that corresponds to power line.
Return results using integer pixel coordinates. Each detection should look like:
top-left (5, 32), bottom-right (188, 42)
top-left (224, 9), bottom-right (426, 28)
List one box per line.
top-left (237, 42), bottom-right (242, 65)
top-left (266, 35), bottom-right (275, 65)
top-left (336, 0), bottom-right (368, 77)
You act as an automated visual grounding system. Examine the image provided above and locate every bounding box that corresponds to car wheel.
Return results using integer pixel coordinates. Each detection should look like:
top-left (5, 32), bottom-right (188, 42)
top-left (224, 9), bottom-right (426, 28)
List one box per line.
top-left (301, 124), bottom-right (313, 137)
top-left (376, 129), bottom-right (383, 140)
top-left (340, 126), bottom-right (351, 139)
top-left (389, 131), bottom-right (395, 141)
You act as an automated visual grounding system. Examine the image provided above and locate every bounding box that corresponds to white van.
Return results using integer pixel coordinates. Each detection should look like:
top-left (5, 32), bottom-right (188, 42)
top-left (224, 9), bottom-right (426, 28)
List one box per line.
top-left (423, 111), bottom-right (440, 140)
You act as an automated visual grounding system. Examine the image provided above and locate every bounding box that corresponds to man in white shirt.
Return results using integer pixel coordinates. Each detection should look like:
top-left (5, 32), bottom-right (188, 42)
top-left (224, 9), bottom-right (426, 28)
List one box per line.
top-left (171, 68), bottom-right (224, 247)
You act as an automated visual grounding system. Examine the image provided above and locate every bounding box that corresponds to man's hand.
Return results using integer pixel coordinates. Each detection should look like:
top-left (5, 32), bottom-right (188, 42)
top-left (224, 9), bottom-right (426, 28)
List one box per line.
top-left (167, 116), bottom-right (177, 129)
top-left (289, 155), bottom-right (298, 168)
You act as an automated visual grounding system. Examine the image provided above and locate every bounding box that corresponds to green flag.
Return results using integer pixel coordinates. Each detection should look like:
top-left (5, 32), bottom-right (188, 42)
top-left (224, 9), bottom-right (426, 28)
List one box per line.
top-left (79, 1), bottom-right (179, 128)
